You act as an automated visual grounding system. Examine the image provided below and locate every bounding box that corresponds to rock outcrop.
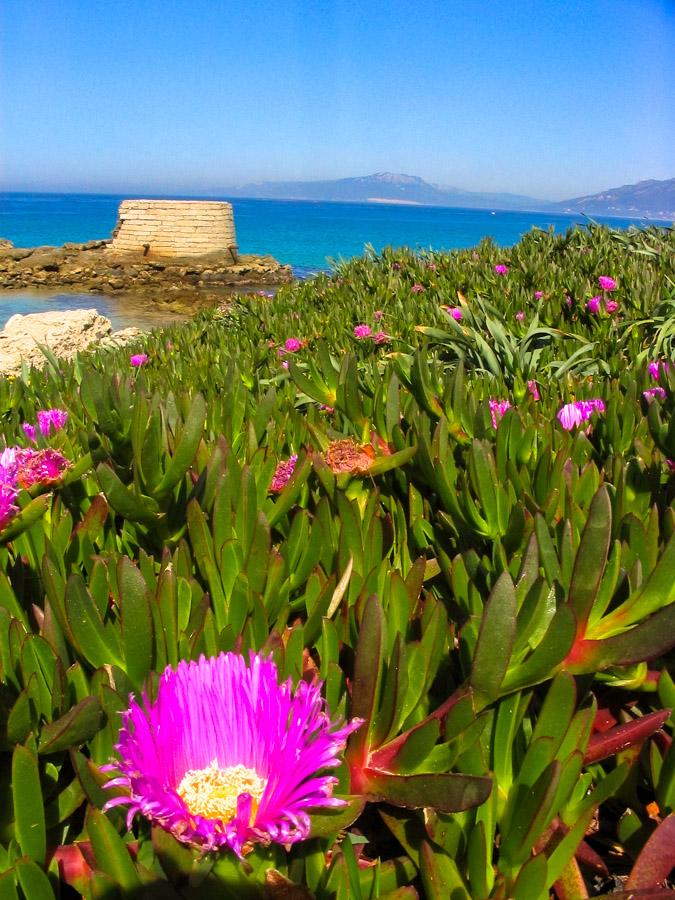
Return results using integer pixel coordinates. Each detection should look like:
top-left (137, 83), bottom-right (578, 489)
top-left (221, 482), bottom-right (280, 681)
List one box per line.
top-left (0, 309), bottom-right (143, 376)
top-left (0, 240), bottom-right (293, 300)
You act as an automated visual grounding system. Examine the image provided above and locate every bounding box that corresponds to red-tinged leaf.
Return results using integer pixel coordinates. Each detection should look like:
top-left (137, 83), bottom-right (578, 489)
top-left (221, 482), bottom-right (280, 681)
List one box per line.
top-left (348, 595), bottom-right (385, 770)
top-left (553, 856), bottom-right (589, 900)
top-left (584, 709), bottom-right (671, 764)
top-left (568, 486), bottom-right (611, 635)
top-left (575, 838), bottom-right (609, 876)
top-left (363, 768), bottom-right (491, 812)
top-left (626, 815), bottom-right (675, 889)
top-left (71, 494), bottom-right (109, 539)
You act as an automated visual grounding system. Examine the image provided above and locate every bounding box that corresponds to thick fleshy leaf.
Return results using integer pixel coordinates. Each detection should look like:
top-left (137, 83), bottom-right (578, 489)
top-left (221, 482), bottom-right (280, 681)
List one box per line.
top-left (12, 745), bottom-right (46, 865)
top-left (38, 697), bottom-right (104, 755)
top-left (568, 485), bottom-right (611, 634)
top-left (363, 769), bottom-right (492, 812)
top-left (626, 815), bottom-right (675, 890)
top-left (86, 808), bottom-right (141, 891)
top-left (584, 709), bottom-right (671, 764)
top-left (470, 571), bottom-right (516, 703)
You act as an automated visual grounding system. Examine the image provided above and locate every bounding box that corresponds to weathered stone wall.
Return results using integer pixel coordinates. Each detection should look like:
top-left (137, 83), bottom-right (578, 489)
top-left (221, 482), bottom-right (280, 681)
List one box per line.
top-left (109, 200), bottom-right (238, 261)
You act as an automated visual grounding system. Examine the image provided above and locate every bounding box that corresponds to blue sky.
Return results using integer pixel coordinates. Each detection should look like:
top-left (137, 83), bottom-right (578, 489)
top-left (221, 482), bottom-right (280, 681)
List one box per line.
top-left (1, 0), bottom-right (673, 199)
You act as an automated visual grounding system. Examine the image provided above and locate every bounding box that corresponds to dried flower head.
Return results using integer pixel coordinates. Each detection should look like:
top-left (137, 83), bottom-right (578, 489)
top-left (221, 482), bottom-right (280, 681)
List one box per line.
top-left (104, 653), bottom-right (362, 856)
top-left (270, 455), bottom-right (298, 493)
top-left (323, 439), bottom-right (377, 475)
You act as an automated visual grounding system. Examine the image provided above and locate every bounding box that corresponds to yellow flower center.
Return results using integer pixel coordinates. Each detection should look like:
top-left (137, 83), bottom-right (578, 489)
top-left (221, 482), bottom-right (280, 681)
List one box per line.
top-left (177, 762), bottom-right (266, 823)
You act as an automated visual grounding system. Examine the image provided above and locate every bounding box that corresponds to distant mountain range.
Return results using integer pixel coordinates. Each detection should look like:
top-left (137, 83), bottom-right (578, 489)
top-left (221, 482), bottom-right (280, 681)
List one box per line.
top-left (225, 173), bottom-right (674, 219)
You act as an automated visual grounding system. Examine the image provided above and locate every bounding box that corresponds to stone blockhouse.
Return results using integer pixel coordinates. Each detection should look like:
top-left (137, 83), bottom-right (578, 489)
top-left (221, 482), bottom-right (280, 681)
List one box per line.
top-left (109, 200), bottom-right (238, 261)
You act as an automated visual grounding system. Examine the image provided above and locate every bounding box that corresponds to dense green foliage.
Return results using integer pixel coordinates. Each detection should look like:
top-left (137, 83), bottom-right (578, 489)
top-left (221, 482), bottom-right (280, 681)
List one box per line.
top-left (0, 223), bottom-right (674, 898)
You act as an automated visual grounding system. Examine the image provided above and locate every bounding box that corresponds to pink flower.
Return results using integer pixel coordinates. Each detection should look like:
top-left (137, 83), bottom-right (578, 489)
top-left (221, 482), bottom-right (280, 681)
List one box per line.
top-left (270, 455), bottom-right (297, 493)
top-left (373, 310), bottom-right (384, 321)
top-left (284, 338), bottom-right (302, 353)
top-left (22, 423), bottom-right (37, 443)
top-left (319, 404), bottom-right (334, 414)
top-left (15, 448), bottom-right (70, 488)
top-left (489, 399), bottom-right (511, 428)
top-left (103, 652), bottom-right (362, 856)
top-left (527, 380), bottom-right (540, 401)
top-left (392, 262), bottom-right (402, 271)
top-left (649, 360), bottom-right (670, 381)
top-left (534, 291), bottom-right (544, 300)
top-left (587, 297), bottom-right (601, 314)
top-left (604, 299), bottom-right (619, 314)
top-left (281, 360), bottom-right (289, 370)
top-left (643, 387), bottom-right (666, 401)
top-left (598, 276), bottom-right (617, 292)
top-left (354, 324), bottom-right (372, 339)
top-left (442, 306), bottom-right (463, 321)
top-left (37, 408), bottom-right (68, 437)
top-left (494, 264), bottom-right (509, 275)
top-left (515, 310), bottom-right (525, 322)
top-left (374, 331), bottom-right (390, 345)
top-left (426, 263), bottom-right (437, 271)
top-left (130, 354), bottom-right (149, 367)
top-left (411, 283), bottom-right (425, 294)
top-left (565, 295), bottom-right (573, 308)
top-left (0, 482), bottom-right (19, 531)
top-left (556, 399), bottom-right (605, 431)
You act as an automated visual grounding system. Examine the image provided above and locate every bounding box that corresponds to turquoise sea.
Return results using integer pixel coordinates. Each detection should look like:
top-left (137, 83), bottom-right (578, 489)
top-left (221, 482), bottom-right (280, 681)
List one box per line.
top-left (0, 191), bottom-right (665, 328)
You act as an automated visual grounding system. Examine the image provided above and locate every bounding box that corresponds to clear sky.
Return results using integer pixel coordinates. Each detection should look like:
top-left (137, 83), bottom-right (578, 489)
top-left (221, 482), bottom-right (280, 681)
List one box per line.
top-left (0, 0), bottom-right (673, 200)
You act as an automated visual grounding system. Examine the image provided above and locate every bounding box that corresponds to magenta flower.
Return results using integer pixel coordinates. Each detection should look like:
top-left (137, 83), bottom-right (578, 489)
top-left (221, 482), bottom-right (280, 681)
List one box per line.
top-left (354, 324), bottom-right (372, 339)
top-left (556, 399), bottom-right (605, 431)
top-left (0, 482), bottom-right (19, 531)
top-left (130, 353), bottom-right (149, 367)
top-left (284, 338), bottom-right (302, 353)
top-left (515, 310), bottom-right (525, 322)
top-left (373, 310), bottom-right (384, 321)
top-left (392, 262), bottom-right (401, 271)
top-left (15, 448), bottom-right (70, 489)
top-left (489, 399), bottom-right (511, 428)
top-left (411, 283), bottom-right (425, 294)
top-left (598, 276), bottom-right (617, 292)
top-left (587, 297), bottom-right (601, 314)
top-left (442, 306), bottom-right (463, 321)
top-left (527, 380), bottom-right (540, 401)
top-left (643, 387), bottom-right (666, 401)
top-left (37, 408), bottom-right (68, 437)
top-left (649, 360), bottom-right (670, 381)
top-left (494, 264), bottom-right (509, 275)
top-left (565, 295), bottom-right (573, 308)
top-left (534, 291), bottom-right (544, 300)
top-left (270, 454), bottom-right (298, 493)
top-left (604, 299), bottom-right (619, 314)
top-left (426, 262), bottom-right (437, 271)
top-left (373, 331), bottom-right (390, 345)
top-left (22, 423), bottom-right (37, 443)
top-left (104, 652), bottom-right (362, 856)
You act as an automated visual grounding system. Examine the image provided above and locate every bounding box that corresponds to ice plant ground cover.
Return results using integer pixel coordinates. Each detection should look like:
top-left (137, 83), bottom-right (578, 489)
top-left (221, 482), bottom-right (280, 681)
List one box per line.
top-left (0, 223), bottom-right (673, 899)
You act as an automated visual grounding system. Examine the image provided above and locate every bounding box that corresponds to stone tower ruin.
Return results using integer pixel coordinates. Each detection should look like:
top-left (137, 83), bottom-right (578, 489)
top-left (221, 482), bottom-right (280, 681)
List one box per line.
top-left (109, 200), bottom-right (238, 262)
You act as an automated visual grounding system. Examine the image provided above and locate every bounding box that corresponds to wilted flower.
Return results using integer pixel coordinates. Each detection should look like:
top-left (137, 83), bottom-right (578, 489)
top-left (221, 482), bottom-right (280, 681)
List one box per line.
top-left (284, 338), bottom-right (303, 353)
top-left (37, 408), bottom-right (68, 437)
top-left (598, 276), bottom-right (617, 292)
top-left (494, 264), bottom-right (509, 275)
top-left (374, 331), bottom-right (390, 345)
top-left (130, 353), bottom-right (149, 367)
top-left (489, 399), bottom-right (511, 428)
top-left (103, 652), bottom-right (362, 856)
top-left (587, 297), bottom-right (601, 314)
top-left (527, 380), bottom-right (540, 401)
top-left (648, 360), bottom-right (670, 381)
top-left (515, 310), bottom-right (525, 322)
top-left (604, 299), bottom-right (619, 314)
top-left (556, 399), bottom-right (605, 431)
top-left (323, 438), bottom-right (385, 475)
top-left (643, 387), bottom-right (667, 401)
top-left (14, 448), bottom-right (70, 489)
top-left (354, 324), bottom-right (372, 339)
top-left (270, 454), bottom-right (297, 493)
top-left (411, 283), bottom-right (425, 294)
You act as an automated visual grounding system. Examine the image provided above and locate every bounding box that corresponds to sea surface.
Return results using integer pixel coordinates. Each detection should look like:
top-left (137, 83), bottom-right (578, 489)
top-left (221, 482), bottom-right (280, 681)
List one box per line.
top-left (0, 191), bottom-right (665, 329)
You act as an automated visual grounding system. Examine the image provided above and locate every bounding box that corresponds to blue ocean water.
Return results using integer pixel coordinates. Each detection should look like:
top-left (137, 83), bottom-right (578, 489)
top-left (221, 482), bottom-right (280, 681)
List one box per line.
top-left (0, 192), bottom-right (665, 329)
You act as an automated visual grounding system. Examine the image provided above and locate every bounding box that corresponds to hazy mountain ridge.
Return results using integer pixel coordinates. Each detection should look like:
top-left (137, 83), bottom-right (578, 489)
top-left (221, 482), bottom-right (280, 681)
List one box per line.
top-left (226, 173), bottom-right (674, 218)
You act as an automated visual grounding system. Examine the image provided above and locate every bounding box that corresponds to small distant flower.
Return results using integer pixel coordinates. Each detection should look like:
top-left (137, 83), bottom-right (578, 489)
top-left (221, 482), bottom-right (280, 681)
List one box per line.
top-left (0, 483), bottom-right (19, 531)
top-left (281, 360), bottom-right (289, 370)
top-left (284, 338), bottom-right (302, 353)
top-left (489, 399), bottom-right (511, 428)
top-left (442, 306), bottom-right (463, 321)
top-left (527, 380), bottom-right (540, 401)
top-left (604, 299), bottom-right (619, 314)
top-left (22, 423), bottom-right (37, 443)
top-left (374, 331), bottom-right (390, 345)
top-left (319, 404), bottom-right (334, 414)
top-left (565, 295), bottom-right (573, 308)
top-left (354, 324), bottom-right (372, 339)
top-left (667, 459), bottom-right (675, 472)
top-left (643, 387), bottom-right (666, 401)
top-left (130, 353), bottom-right (149, 367)
top-left (494, 264), bottom-right (509, 275)
top-left (37, 408), bottom-right (68, 437)
top-left (373, 310), bottom-right (384, 321)
top-left (392, 262), bottom-right (402, 271)
top-left (411, 283), bottom-right (425, 294)
top-left (426, 262), bottom-right (437, 271)
top-left (598, 276), bottom-right (617, 292)
top-left (649, 360), bottom-right (670, 381)
top-left (557, 399), bottom-right (605, 431)
top-left (534, 291), bottom-right (544, 300)
top-left (515, 310), bottom-right (525, 322)
top-left (103, 652), bottom-right (362, 856)
top-left (270, 455), bottom-right (297, 493)
top-left (587, 297), bottom-right (601, 314)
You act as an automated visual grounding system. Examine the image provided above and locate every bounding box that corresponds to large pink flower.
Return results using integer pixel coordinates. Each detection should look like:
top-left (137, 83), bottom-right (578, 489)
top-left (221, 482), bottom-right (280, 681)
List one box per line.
top-left (104, 653), bottom-right (362, 856)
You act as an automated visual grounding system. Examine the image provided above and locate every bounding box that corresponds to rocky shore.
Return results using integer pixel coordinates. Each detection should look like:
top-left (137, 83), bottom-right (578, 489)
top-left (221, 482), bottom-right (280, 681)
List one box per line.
top-left (0, 239), bottom-right (294, 303)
